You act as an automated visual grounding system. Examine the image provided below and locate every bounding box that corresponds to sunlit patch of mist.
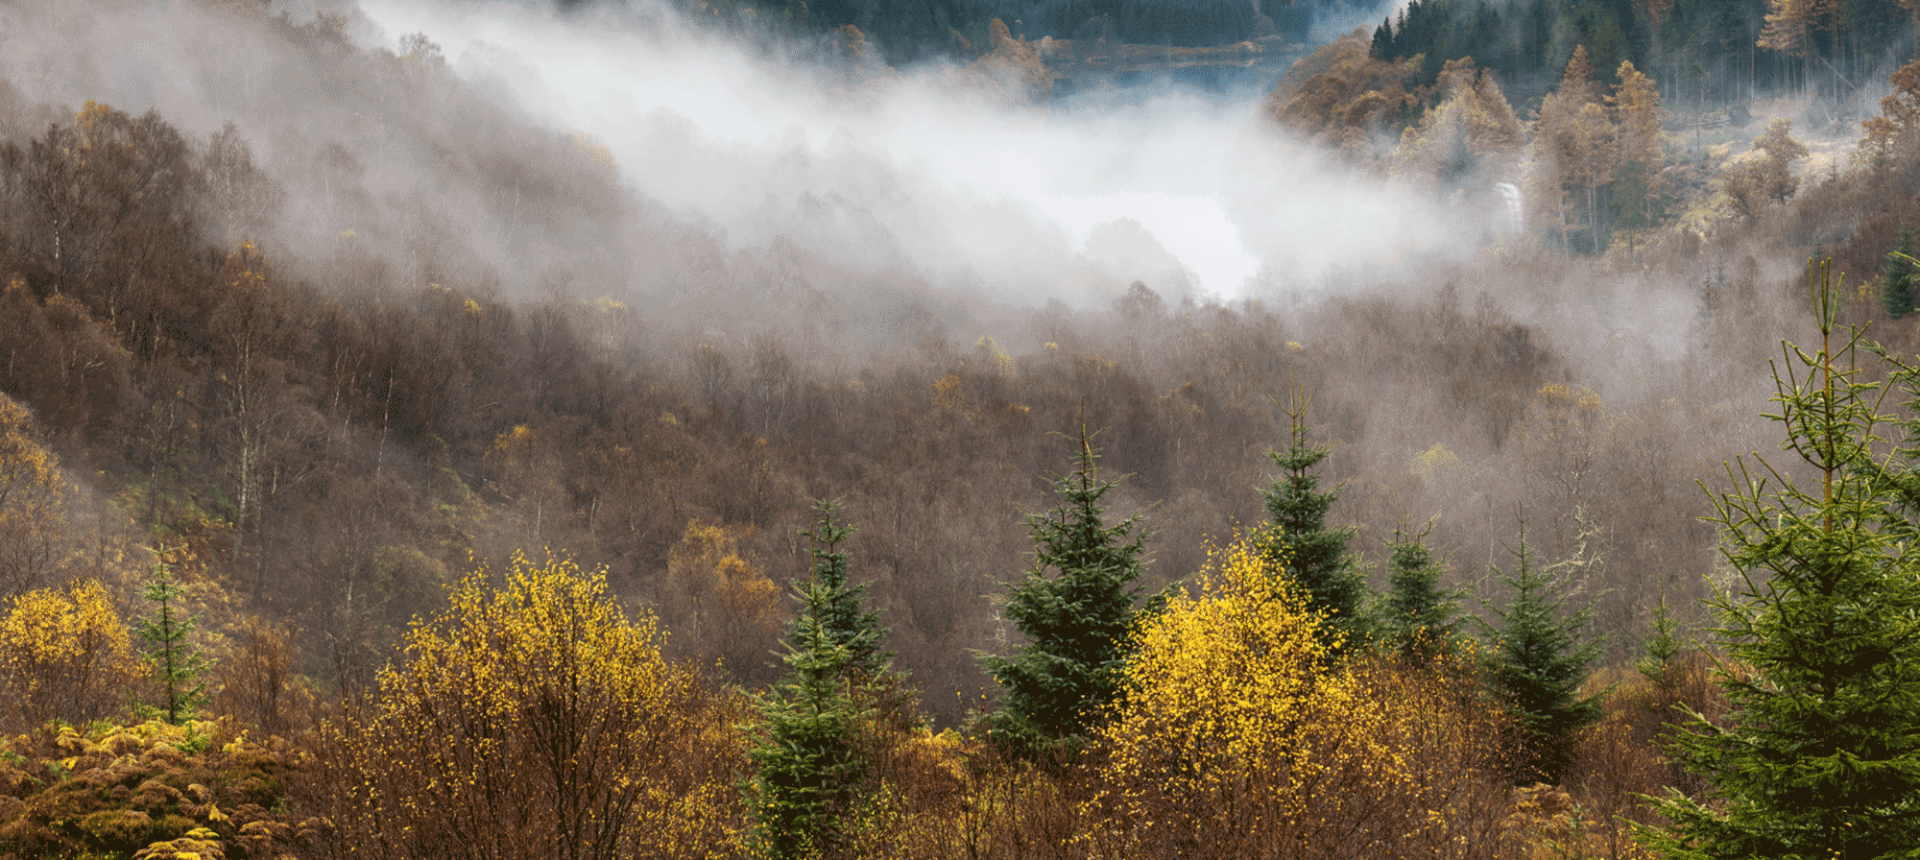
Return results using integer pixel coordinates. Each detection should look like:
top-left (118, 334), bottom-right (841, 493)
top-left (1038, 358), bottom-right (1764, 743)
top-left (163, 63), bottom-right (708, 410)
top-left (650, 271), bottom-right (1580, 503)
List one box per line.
top-left (354, 0), bottom-right (1468, 303)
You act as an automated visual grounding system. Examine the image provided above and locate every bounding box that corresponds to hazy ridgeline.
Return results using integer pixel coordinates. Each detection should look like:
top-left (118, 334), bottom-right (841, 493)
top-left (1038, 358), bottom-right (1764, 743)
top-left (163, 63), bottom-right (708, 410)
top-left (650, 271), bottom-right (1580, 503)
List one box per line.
top-left (0, 0), bottom-right (1909, 734)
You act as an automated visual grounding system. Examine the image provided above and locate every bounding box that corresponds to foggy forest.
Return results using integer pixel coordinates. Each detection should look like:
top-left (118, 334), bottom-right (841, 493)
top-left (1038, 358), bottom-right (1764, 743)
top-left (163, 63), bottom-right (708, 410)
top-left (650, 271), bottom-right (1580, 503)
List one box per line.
top-left (3, 0), bottom-right (1920, 855)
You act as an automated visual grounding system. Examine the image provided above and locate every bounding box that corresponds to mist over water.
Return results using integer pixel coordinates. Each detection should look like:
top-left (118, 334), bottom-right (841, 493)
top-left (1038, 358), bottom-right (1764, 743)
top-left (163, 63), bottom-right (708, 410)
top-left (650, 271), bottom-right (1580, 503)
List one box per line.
top-left (346, 0), bottom-right (1462, 302)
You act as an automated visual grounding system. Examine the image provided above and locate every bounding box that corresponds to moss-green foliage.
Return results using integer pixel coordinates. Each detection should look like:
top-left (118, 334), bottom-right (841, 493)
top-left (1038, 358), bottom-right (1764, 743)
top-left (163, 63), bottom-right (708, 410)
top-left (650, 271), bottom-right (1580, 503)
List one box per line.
top-left (1647, 261), bottom-right (1920, 859)
top-left (135, 561), bottom-right (211, 726)
top-left (0, 719), bottom-right (312, 860)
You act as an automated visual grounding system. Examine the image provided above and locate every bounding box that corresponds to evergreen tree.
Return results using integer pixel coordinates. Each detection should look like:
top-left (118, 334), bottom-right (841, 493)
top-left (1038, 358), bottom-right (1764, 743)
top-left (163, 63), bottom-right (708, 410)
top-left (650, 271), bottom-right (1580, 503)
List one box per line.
top-left (1260, 391), bottom-right (1368, 647)
top-left (750, 613), bottom-right (867, 860)
top-left (1481, 521), bottom-right (1601, 785)
top-left (982, 423), bottom-right (1146, 757)
top-left (750, 501), bottom-right (891, 860)
top-left (135, 556), bottom-right (210, 725)
top-left (799, 499), bottom-right (889, 678)
top-left (1377, 524), bottom-right (1465, 661)
top-left (1880, 225), bottom-right (1916, 319)
top-left (1646, 261), bottom-right (1920, 860)
top-left (1370, 17), bottom-right (1394, 58)
top-left (1636, 593), bottom-right (1683, 694)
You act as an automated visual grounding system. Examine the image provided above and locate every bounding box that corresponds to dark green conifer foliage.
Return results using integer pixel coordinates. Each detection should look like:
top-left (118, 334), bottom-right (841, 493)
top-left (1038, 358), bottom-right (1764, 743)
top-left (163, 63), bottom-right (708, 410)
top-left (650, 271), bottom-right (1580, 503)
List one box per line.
top-left (1637, 594), bottom-right (1683, 693)
top-left (1481, 522), bottom-right (1601, 785)
top-left (750, 501), bottom-right (889, 860)
top-left (1378, 524), bottom-right (1465, 661)
top-left (800, 499), bottom-right (889, 679)
top-left (1647, 260), bottom-right (1920, 860)
top-left (1260, 391), bottom-right (1368, 646)
top-left (136, 557), bottom-right (210, 725)
top-left (982, 423), bottom-right (1146, 757)
top-left (1879, 226), bottom-right (1917, 319)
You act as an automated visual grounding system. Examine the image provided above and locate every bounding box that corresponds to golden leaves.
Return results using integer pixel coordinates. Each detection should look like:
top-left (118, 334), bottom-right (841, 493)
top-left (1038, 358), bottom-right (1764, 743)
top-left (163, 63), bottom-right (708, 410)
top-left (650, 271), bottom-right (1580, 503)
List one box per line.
top-left (1411, 443), bottom-right (1463, 484)
top-left (1610, 61), bottom-right (1665, 173)
top-left (564, 130), bottom-right (621, 185)
top-left (1861, 60), bottom-right (1920, 164)
top-left (931, 372), bottom-right (973, 416)
top-left (665, 520), bottom-right (780, 659)
top-left (1, 578), bottom-right (140, 727)
top-left (1087, 531), bottom-right (1343, 846)
top-left (1082, 531), bottom-right (1514, 858)
top-left (314, 550), bottom-right (747, 858)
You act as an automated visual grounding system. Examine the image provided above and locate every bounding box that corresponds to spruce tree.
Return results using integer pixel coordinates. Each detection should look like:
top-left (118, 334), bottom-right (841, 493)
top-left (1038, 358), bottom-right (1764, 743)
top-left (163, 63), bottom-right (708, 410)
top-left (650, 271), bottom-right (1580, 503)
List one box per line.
top-left (1636, 594), bottom-right (1684, 694)
top-left (982, 423), bottom-right (1146, 757)
top-left (1880, 226), bottom-right (1917, 319)
top-left (1646, 261), bottom-right (1920, 859)
top-left (136, 557), bottom-right (210, 725)
top-left (750, 500), bottom-right (891, 860)
top-left (751, 613), bottom-right (867, 860)
top-left (798, 499), bottom-right (888, 678)
top-left (1377, 524), bottom-right (1465, 661)
top-left (1481, 522), bottom-right (1601, 785)
top-left (1260, 391), bottom-right (1368, 647)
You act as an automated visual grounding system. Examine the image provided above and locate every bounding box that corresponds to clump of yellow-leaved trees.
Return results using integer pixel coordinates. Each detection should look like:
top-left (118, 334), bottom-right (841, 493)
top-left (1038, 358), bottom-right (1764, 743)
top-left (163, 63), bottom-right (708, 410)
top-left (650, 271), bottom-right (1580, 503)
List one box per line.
top-left (301, 551), bottom-right (747, 860)
top-left (1079, 530), bottom-right (1516, 860)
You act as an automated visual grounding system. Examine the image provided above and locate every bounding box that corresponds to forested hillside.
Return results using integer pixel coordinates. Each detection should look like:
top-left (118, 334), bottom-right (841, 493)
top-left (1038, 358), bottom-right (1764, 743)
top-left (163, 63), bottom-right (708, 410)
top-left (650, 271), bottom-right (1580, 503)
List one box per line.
top-left (678, 0), bottom-right (1382, 58)
top-left (1372, 0), bottom-right (1917, 111)
top-left (3, 0), bottom-right (1920, 856)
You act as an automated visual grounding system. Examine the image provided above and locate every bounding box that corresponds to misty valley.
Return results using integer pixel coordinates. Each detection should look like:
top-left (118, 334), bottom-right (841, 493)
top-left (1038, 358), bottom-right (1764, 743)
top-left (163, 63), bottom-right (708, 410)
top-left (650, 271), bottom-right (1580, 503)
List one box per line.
top-left (2, 0), bottom-right (1920, 856)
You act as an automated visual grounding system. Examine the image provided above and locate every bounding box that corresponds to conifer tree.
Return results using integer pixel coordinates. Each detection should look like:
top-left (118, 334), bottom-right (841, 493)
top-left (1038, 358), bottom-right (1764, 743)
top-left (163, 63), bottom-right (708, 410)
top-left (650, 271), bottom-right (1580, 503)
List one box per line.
top-left (982, 422), bottom-right (1146, 756)
top-left (1377, 524), bottom-right (1464, 661)
top-left (798, 499), bottom-right (888, 678)
top-left (750, 501), bottom-right (890, 860)
top-left (1260, 390), bottom-right (1368, 647)
top-left (136, 555), bottom-right (210, 725)
top-left (1647, 261), bottom-right (1920, 859)
top-left (1879, 226), bottom-right (1916, 319)
top-left (1481, 522), bottom-right (1601, 785)
top-left (1636, 594), bottom-right (1684, 694)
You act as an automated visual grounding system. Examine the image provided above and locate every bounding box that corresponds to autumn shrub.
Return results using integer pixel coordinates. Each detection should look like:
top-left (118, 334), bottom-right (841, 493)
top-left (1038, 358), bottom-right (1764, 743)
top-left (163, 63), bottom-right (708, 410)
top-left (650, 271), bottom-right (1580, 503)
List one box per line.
top-left (663, 519), bottom-right (782, 681)
top-left (0, 718), bottom-right (314, 860)
top-left (863, 726), bottom-right (980, 860)
top-left (1555, 650), bottom-right (1728, 860)
top-left (0, 578), bottom-right (141, 731)
top-left (1080, 531), bottom-right (1518, 860)
top-left (210, 614), bottom-right (318, 736)
top-left (301, 550), bottom-right (749, 860)
top-left (875, 734), bottom-right (1095, 860)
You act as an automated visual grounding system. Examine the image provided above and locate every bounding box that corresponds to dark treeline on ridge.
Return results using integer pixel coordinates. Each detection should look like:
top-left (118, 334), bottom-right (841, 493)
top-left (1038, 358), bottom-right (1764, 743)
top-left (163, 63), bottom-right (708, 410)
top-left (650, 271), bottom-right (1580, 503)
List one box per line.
top-left (669, 0), bottom-right (1387, 58)
top-left (1372, 0), bottom-right (1918, 112)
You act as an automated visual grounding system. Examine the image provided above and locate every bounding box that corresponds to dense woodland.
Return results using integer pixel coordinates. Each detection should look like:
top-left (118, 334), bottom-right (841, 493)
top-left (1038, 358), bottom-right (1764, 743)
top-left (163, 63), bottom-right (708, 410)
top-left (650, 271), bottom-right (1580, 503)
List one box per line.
top-left (685, 0), bottom-right (1384, 58)
top-left (4, 0), bottom-right (1920, 857)
top-left (1372, 0), bottom-right (1920, 112)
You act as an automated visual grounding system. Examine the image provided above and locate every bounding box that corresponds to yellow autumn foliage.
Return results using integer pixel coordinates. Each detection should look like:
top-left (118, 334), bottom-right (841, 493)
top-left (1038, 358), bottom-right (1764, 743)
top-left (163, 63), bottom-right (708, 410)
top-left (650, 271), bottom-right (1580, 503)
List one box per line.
top-left (664, 519), bottom-right (780, 673)
top-left (1084, 531), bottom-right (1344, 855)
top-left (931, 372), bottom-right (974, 417)
top-left (311, 551), bottom-right (746, 859)
top-left (1083, 531), bottom-right (1515, 860)
top-left (976, 336), bottom-right (1017, 379)
top-left (0, 578), bottom-right (140, 729)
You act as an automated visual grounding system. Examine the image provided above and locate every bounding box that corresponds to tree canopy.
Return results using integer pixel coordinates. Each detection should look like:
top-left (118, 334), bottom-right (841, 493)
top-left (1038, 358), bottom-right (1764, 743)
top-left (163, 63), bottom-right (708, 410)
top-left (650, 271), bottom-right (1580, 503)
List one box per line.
top-left (982, 423), bottom-right (1147, 756)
